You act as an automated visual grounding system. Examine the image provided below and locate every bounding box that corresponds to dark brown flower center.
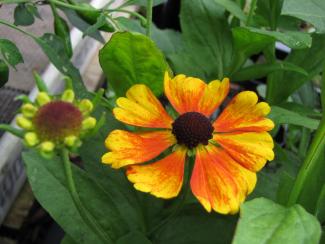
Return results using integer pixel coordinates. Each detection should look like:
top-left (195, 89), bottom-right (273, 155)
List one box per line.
top-left (172, 112), bottom-right (213, 149)
top-left (33, 101), bottom-right (82, 141)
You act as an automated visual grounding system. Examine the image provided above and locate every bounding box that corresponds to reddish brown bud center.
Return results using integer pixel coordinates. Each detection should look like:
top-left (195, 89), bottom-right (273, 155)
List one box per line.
top-left (172, 112), bottom-right (213, 149)
top-left (33, 101), bottom-right (82, 141)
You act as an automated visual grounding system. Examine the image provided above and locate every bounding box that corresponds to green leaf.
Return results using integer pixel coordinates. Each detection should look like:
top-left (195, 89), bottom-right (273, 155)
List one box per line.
top-left (233, 198), bottom-right (322, 244)
top-left (232, 61), bottom-right (308, 81)
top-left (279, 102), bottom-right (321, 119)
top-left (232, 27), bottom-right (273, 58)
top-left (33, 33), bottom-right (88, 98)
top-left (99, 32), bottom-right (168, 97)
top-left (241, 27), bottom-right (312, 49)
top-left (267, 34), bottom-right (325, 104)
top-left (116, 231), bottom-right (152, 244)
top-left (116, 17), bottom-right (182, 56)
top-left (26, 3), bottom-right (41, 19)
top-left (290, 68), bottom-right (325, 216)
top-left (14, 3), bottom-right (35, 26)
top-left (60, 8), bottom-right (105, 43)
top-left (214, 0), bottom-right (247, 22)
top-left (276, 172), bottom-right (295, 205)
top-left (61, 235), bottom-right (78, 244)
top-left (293, 130), bottom-right (325, 214)
top-left (255, 0), bottom-right (283, 29)
top-left (230, 27), bottom-right (273, 73)
top-left (80, 109), bottom-right (167, 233)
top-left (169, 0), bottom-right (232, 80)
top-left (282, 0), bottom-right (325, 33)
top-left (269, 106), bottom-right (320, 130)
top-left (23, 151), bottom-right (103, 244)
top-left (80, 110), bottom-right (146, 232)
top-left (53, 11), bottom-right (73, 58)
top-left (0, 39), bottom-right (24, 69)
top-left (250, 145), bottom-right (301, 201)
top-left (293, 82), bottom-right (319, 110)
top-left (152, 205), bottom-right (237, 244)
top-left (130, 0), bottom-right (166, 6)
top-left (69, 2), bottom-right (115, 33)
top-left (83, 13), bottom-right (108, 38)
top-left (0, 59), bottom-right (9, 87)
top-left (23, 149), bottom-right (130, 243)
top-left (315, 184), bottom-right (325, 223)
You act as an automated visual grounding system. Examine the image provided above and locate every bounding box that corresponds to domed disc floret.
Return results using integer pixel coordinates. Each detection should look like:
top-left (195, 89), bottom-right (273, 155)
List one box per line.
top-left (33, 101), bottom-right (82, 141)
top-left (172, 112), bottom-right (214, 149)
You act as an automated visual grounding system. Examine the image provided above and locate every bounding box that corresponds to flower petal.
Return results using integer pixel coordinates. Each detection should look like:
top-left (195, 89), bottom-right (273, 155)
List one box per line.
top-left (213, 132), bottom-right (274, 172)
top-left (198, 78), bottom-right (230, 116)
top-left (191, 145), bottom-right (256, 214)
top-left (213, 91), bottom-right (274, 132)
top-left (102, 130), bottom-right (176, 168)
top-left (127, 147), bottom-right (187, 199)
top-left (113, 84), bottom-right (173, 128)
top-left (164, 72), bottom-right (206, 114)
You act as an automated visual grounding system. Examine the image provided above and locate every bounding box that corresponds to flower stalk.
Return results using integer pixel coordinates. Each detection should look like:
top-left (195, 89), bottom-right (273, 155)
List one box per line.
top-left (146, 0), bottom-right (153, 37)
top-left (0, 124), bottom-right (24, 138)
top-left (60, 148), bottom-right (112, 243)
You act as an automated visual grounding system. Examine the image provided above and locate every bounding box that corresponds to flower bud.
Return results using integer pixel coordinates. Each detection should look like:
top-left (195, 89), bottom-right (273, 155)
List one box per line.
top-left (21, 103), bottom-right (37, 118)
top-left (64, 135), bottom-right (78, 147)
top-left (61, 89), bottom-right (75, 103)
top-left (82, 117), bottom-right (96, 130)
top-left (36, 92), bottom-right (51, 106)
top-left (24, 132), bottom-right (39, 147)
top-left (78, 99), bottom-right (93, 115)
top-left (40, 141), bottom-right (55, 153)
top-left (16, 116), bottom-right (33, 130)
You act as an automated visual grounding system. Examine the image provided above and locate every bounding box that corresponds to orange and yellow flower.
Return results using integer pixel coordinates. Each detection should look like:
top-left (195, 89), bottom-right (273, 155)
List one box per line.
top-left (102, 72), bottom-right (274, 214)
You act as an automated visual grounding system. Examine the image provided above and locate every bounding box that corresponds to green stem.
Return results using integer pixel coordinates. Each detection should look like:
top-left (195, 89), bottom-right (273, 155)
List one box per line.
top-left (60, 149), bottom-right (112, 243)
top-left (246, 0), bottom-right (257, 26)
top-left (287, 65), bottom-right (325, 206)
top-left (0, 0), bottom-right (32, 3)
top-left (0, 124), bottom-right (24, 138)
top-left (108, 9), bottom-right (147, 25)
top-left (147, 156), bottom-right (194, 236)
top-left (0, 0), bottom-right (101, 12)
top-left (0, 19), bottom-right (37, 38)
top-left (146, 0), bottom-right (153, 37)
top-left (49, 0), bottom-right (58, 17)
top-left (49, 0), bottom-right (101, 12)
